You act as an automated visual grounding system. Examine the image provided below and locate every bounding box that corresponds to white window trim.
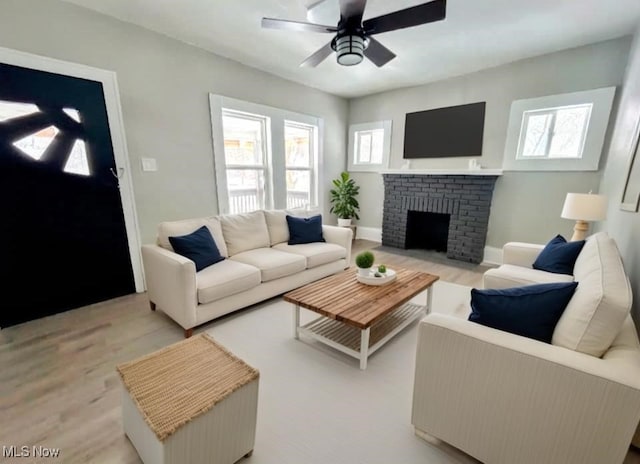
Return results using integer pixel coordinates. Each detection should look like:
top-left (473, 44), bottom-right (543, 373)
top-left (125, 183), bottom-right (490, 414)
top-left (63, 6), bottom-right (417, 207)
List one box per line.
top-left (348, 120), bottom-right (392, 172)
top-left (503, 86), bottom-right (616, 171)
top-left (209, 95), bottom-right (323, 215)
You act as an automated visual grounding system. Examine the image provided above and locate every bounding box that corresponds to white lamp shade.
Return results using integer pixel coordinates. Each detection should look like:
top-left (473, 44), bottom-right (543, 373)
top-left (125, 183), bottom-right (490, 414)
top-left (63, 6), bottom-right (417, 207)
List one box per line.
top-left (561, 193), bottom-right (608, 221)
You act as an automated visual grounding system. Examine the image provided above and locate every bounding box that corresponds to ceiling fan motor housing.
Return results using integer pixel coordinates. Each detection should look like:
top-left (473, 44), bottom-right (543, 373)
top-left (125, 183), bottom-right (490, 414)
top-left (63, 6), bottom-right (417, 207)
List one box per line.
top-left (332, 16), bottom-right (369, 66)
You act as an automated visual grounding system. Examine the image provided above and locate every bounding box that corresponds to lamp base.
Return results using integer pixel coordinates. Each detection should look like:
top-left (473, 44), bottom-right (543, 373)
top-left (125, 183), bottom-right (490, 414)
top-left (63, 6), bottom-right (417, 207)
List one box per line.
top-left (570, 220), bottom-right (589, 241)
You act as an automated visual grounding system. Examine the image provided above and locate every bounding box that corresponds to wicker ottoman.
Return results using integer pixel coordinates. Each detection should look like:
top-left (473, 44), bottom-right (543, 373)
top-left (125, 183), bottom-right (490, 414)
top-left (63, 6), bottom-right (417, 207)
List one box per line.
top-left (117, 334), bottom-right (259, 464)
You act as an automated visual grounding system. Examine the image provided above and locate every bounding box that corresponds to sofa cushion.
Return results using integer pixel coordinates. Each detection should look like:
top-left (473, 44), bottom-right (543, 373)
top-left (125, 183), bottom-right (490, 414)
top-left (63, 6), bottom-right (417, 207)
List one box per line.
top-left (273, 242), bottom-right (346, 269)
top-left (169, 226), bottom-right (225, 272)
top-left (220, 211), bottom-right (270, 256)
top-left (286, 214), bottom-right (325, 245)
top-left (230, 248), bottom-right (306, 282)
top-left (196, 260), bottom-right (261, 304)
top-left (533, 235), bottom-right (585, 275)
top-left (469, 282), bottom-right (578, 343)
top-left (552, 232), bottom-right (632, 357)
top-left (158, 216), bottom-right (228, 257)
top-left (264, 210), bottom-right (289, 246)
top-left (483, 264), bottom-right (574, 289)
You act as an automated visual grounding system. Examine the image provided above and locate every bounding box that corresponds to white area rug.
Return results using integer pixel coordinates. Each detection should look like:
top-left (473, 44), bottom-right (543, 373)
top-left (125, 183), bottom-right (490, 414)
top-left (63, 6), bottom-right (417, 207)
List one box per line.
top-left (205, 281), bottom-right (476, 464)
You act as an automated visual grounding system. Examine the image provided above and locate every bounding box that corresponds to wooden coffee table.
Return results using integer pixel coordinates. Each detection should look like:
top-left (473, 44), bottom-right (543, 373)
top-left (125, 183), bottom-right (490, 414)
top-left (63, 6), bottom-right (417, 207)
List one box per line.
top-left (284, 268), bottom-right (439, 369)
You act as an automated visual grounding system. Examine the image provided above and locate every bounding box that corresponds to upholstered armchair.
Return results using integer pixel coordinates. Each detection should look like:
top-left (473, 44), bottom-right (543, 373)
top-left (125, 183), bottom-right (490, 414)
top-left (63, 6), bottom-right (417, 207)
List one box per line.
top-left (411, 233), bottom-right (640, 464)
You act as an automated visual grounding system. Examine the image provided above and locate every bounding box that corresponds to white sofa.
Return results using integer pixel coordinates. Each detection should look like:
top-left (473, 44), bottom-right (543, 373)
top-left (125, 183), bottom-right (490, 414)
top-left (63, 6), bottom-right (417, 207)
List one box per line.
top-left (412, 232), bottom-right (640, 463)
top-left (141, 210), bottom-right (352, 337)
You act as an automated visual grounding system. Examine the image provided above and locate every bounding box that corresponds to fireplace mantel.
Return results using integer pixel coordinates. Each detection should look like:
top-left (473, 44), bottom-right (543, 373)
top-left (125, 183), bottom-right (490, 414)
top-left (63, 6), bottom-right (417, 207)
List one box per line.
top-left (381, 169), bottom-right (503, 176)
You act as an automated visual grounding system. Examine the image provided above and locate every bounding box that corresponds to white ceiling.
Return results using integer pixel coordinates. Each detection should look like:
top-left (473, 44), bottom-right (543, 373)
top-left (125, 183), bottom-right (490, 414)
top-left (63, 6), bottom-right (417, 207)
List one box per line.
top-left (62, 0), bottom-right (640, 98)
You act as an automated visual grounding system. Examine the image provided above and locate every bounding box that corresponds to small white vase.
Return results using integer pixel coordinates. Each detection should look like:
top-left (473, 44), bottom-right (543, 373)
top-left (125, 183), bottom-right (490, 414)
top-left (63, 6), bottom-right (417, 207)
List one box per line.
top-left (338, 218), bottom-right (352, 227)
top-left (357, 267), bottom-right (371, 277)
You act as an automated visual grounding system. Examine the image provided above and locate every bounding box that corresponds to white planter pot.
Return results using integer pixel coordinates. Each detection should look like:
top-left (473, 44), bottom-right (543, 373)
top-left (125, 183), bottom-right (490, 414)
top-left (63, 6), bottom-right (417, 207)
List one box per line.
top-left (338, 218), bottom-right (352, 227)
top-left (357, 267), bottom-right (371, 277)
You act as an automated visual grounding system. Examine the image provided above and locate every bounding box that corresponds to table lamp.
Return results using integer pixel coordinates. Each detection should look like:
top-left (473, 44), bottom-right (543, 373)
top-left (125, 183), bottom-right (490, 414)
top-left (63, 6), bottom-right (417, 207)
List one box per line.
top-left (561, 192), bottom-right (607, 241)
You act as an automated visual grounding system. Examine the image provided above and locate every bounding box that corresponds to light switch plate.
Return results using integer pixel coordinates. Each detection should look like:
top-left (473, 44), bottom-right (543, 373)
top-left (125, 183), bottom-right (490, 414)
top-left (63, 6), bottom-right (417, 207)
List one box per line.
top-left (141, 157), bottom-right (157, 172)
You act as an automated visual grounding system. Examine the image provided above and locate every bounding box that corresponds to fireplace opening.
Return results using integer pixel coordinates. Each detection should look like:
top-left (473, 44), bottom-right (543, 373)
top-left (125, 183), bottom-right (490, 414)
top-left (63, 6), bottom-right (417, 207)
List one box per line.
top-left (405, 211), bottom-right (450, 252)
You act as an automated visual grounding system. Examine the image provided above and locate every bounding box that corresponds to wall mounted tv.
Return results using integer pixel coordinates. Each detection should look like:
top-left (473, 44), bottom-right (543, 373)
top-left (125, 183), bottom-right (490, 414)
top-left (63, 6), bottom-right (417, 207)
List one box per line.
top-left (403, 102), bottom-right (486, 158)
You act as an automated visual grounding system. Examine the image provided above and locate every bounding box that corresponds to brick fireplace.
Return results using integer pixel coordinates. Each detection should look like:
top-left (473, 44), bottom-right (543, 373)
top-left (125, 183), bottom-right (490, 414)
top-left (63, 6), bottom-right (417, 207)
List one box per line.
top-left (382, 172), bottom-right (500, 263)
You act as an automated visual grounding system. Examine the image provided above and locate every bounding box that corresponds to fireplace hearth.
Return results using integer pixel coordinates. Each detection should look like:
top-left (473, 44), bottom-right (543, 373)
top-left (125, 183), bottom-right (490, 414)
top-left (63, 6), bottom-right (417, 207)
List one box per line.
top-left (382, 173), bottom-right (499, 263)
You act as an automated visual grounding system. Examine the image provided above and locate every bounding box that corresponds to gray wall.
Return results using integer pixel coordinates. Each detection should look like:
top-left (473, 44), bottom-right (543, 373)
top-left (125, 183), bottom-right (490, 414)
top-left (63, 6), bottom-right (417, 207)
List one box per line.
top-left (348, 38), bottom-right (631, 248)
top-left (599, 23), bottom-right (640, 320)
top-left (0, 0), bottom-right (348, 244)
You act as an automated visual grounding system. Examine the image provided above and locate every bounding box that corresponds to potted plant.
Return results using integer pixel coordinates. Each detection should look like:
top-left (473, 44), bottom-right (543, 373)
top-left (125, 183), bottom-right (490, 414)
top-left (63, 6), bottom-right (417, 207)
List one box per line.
top-left (355, 251), bottom-right (375, 277)
top-left (330, 171), bottom-right (360, 227)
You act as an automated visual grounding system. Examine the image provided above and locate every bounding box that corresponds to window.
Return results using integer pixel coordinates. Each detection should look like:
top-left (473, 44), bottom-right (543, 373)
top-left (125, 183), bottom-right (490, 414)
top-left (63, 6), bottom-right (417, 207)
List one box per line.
top-left (210, 95), bottom-right (322, 215)
top-left (348, 120), bottom-right (392, 172)
top-left (503, 87), bottom-right (615, 171)
top-left (518, 104), bottom-right (592, 159)
top-left (285, 121), bottom-right (315, 209)
top-left (222, 111), bottom-right (269, 214)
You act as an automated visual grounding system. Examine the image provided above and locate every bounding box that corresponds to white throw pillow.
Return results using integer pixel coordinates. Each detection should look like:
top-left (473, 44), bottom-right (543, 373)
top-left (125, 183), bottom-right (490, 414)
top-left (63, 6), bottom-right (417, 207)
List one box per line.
top-left (219, 211), bottom-right (270, 256)
top-left (157, 216), bottom-right (228, 257)
top-left (552, 232), bottom-right (632, 357)
top-left (264, 210), bottom-right (289, 246)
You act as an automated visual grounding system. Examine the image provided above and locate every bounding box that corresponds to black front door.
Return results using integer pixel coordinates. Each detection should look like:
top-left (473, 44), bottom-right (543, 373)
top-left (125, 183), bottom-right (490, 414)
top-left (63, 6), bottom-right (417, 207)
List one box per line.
top-left (0, 63), bottom-right (135, 327)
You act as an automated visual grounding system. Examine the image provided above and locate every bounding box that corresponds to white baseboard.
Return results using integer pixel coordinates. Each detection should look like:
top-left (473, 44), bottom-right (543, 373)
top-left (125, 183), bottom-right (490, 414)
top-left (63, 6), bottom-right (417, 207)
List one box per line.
top-left (355, 226), bottom-right (382, 242)
top-left (482, 246), bottom-right (503, 266)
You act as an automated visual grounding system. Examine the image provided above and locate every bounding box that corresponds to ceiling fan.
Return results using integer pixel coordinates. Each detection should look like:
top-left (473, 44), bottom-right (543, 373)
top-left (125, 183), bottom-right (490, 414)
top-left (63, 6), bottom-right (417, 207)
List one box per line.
top-left (262, 0), bottom-right (446, 67)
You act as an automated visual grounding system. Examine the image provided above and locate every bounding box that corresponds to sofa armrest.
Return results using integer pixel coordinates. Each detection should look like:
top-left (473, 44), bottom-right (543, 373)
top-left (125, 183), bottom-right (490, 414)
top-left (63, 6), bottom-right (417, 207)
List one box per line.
top-left (323, 225), bottom-right (352, 267)
top-left (502, 242), bottom-right (544, 267)
top-left (141, 244), bottom-right (197, 329)
top-left (412, 313), bottom-right (640, 464)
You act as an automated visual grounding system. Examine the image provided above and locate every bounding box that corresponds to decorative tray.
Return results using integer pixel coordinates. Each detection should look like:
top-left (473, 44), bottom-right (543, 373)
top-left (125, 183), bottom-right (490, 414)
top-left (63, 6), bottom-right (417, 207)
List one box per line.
top-left (356, 268), bottom-right (397, 286)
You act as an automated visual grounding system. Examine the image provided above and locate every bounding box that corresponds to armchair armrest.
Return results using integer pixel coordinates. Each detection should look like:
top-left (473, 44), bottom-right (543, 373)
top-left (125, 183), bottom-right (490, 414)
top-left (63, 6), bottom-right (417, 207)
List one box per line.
top-left (322, 225), bottom-right (352, 266)
top-left (502, 242), bottom-right (544, 267)
top-left (412, 313), bottom-right (640, 464)
top-left (141, 244), bottom-right (197, 329)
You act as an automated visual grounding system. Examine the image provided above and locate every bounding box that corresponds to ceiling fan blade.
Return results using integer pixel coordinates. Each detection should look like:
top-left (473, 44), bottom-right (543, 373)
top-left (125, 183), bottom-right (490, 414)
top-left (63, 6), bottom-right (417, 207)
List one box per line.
top-left (363, 0), bottom-right (446, 35)
top-left (339, 0), bottom-right (367, 23)
top-left (300, 42), bottom-right (334, 67)
top-left (261, 18), bottom-right (337, 33)
top-left (364, 37), bottom-right (396, 67)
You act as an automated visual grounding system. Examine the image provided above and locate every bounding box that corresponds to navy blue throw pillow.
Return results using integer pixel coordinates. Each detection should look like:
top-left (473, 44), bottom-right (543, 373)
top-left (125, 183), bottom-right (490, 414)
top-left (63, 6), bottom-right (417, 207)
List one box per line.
top-left (168, 226), bottom-right (224, 272)
top-left (286, 214), bottom-right (325, 245)
top-left (532, 234), bottom-right (585, 275)
top-left (469, 282), bottom-right (578, 343)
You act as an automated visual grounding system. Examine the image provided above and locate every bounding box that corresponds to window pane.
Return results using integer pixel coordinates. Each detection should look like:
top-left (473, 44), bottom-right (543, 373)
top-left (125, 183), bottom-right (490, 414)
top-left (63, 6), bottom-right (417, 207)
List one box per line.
top-left (521, 113), bottom-right (552, 157)
top-left (549, 105), bottom-right (591, 158)
top-left (222, 114), bottom-right (265, 166)
top-left (226, 169), bottom-right (265, 214)
top-left (13, 125), bottom-right (59, 160)
top-left (63, 140), bottom-right (90, 176)
top-left (370, 129), bottom-right (385, 164)
top-left (357, 132), bottom-right (372, 163)
top-left (285, 123), bottom-right (311, 167)
top-left (286, 170), bottom-right (310, 209)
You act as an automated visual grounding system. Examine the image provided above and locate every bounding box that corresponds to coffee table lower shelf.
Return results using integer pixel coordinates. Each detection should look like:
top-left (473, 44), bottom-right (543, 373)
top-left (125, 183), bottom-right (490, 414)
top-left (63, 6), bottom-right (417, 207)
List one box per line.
top-left (294, 302), bottom-right (426, 370)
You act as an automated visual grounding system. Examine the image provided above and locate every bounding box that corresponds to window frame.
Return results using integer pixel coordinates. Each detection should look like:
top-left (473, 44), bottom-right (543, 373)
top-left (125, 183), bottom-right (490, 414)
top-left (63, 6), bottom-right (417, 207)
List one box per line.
top-left (284, 120), bottom-right (316, 210)
top-left (347, 120), bottom-right (392, 172)
top-left (503, 87), bottom-right (616, 171)
top-left (516, 103), bottom-right (592, 160)
top-left (210, 95), bottom-right (322, 215)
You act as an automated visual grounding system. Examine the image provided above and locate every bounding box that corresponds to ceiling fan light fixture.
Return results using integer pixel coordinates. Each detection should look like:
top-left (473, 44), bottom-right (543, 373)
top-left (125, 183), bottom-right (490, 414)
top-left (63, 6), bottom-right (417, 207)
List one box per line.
top-left (335, 34), bottom-right (365, 66)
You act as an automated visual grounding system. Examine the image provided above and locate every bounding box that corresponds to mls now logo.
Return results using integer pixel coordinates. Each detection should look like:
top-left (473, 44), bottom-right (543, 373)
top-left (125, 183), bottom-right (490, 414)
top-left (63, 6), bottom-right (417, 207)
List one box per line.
top-left (3, 445), bottom-right (61, 458)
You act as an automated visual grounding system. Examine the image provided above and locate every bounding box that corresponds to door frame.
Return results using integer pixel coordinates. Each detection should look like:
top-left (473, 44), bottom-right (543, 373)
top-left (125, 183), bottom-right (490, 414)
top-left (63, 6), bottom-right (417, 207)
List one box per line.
top-left (0, 46), bottom-right (144, 292)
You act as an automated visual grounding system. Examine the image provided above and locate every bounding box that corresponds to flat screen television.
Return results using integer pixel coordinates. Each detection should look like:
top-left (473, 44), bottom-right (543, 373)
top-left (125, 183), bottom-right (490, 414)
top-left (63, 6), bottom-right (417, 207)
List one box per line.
top-left (403, 102), bottom-right (486, 158)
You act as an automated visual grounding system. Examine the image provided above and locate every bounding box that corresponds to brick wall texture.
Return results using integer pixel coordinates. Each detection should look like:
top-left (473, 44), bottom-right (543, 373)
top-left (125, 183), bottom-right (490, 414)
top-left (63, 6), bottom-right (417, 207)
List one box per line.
top-left (382, 174), bottom-right (499, 264)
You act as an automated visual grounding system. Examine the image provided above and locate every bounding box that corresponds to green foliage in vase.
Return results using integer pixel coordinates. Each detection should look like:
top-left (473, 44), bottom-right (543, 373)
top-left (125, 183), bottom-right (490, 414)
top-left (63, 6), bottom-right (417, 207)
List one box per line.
top-left (355, 251), bottom-right (375, 269)
top-left (329, 171), bottom-right (360, 220)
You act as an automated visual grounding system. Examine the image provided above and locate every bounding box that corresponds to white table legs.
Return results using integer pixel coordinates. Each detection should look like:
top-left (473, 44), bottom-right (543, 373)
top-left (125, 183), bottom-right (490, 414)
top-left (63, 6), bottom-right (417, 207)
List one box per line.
top-left (293, 304), bottom-right (300, 339)
top-left (359, 328), bottom-right (371, 370)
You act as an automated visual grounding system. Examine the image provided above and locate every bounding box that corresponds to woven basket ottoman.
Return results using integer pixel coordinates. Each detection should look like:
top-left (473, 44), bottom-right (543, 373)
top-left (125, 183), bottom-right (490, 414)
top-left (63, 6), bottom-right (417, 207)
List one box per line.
top-left (117, 334), bottom-right (259, 464)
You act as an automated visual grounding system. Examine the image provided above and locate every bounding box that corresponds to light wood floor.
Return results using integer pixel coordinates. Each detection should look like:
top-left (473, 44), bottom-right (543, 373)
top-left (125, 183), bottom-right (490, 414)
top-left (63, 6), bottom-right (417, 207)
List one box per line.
top-left (0, 240), bottom-right (638, 463)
